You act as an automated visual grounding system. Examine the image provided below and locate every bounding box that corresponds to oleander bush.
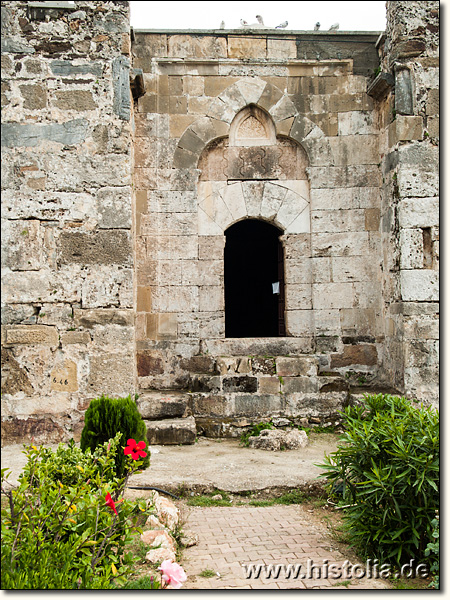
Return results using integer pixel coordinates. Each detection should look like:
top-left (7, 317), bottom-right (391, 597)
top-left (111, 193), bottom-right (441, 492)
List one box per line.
top-left (80, 395), bottom-right (150, 476)
top-left (1, 436), bottom-right (150, 589)
top-left (319, 394), bottom-right (439, 567)
top-left (425, 511), bottom-right (439, 588)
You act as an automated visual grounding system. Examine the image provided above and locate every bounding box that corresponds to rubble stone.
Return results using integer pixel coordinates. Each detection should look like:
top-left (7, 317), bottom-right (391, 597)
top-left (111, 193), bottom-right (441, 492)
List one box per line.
top-left (248, 428), bottom-right (308, 451)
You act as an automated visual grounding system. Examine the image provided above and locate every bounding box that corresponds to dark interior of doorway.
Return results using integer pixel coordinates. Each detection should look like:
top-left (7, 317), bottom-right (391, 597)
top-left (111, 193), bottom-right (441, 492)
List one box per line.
top-left (225, 219), bottom-right (284, 338)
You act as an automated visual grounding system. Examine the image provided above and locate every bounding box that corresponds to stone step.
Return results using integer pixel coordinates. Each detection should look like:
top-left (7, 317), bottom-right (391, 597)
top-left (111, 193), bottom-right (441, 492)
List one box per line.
top-left (145, 416), bottom-right (196, 446)
top-left (136, 391), bottom-right (190, 420)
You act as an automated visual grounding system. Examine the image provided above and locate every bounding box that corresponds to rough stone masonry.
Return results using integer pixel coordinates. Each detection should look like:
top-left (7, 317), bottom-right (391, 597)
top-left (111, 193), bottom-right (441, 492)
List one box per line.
top-left (1, 1), bottom-right (439, 445)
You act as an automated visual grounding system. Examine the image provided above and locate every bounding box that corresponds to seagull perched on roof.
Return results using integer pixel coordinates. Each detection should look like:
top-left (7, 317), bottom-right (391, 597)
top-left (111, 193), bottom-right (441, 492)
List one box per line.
top-left (256, 15), bottom-right (264, 25)
top-left (314, 22), bottom-right (320, 30)
top-left (240, 18), bottom-right (249, 27)
top-left (220, 20), bottom-right (225, 29)
top-left (275, 21), bottom-right (288, 29)
top-left (329, 23), bottom-right (339, 31)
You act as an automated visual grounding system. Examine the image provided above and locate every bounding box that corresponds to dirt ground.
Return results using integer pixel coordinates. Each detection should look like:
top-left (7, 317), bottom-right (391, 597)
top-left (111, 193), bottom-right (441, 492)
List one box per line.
top-left (1, 433), bottom-right (339, 493)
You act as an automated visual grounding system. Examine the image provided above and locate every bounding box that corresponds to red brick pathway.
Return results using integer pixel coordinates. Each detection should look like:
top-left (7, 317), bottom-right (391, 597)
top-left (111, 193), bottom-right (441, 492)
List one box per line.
top-left (180, 505), bottom-right (391, 590)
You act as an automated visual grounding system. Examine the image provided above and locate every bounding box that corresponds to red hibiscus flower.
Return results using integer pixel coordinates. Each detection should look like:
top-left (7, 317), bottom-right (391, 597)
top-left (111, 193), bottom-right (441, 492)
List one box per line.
top-left (105, 492), bottom-right (118, 515)
top-left (124, 439), bottom-right (147, 461)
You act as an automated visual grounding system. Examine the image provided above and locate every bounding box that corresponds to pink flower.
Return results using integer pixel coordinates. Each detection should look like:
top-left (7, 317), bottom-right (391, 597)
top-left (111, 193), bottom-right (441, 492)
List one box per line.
top-left (158, 560), bottom-right (187, 589)
top-left (124, 439), bottom-right (147, 461)
top-left (105, 492), bottom-right (118, 515)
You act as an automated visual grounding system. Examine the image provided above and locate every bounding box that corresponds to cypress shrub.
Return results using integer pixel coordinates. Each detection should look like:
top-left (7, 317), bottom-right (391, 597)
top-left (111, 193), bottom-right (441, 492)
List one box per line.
top-left (80, 395), bottom-right (150, 476)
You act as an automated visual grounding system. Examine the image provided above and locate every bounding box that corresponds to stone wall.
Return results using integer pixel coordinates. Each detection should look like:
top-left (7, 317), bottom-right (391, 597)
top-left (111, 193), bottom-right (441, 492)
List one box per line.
top-left (1, 1), bottom-right (135, 444)
top-left (132, 26), bottom-right (394, 436)
top-left (373, 0), bottom-right (439, 403)
top-left (1, 1), bottom-right (439, 445)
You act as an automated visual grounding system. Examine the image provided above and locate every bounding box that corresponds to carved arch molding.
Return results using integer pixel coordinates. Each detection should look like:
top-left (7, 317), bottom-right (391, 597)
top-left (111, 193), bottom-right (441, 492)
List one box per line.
top-left (172, 78), bottom-right (330, 235)
top-left (171, 77), bottom-right (326, 336)
top-left (196, 99), bottom-right (311, 235)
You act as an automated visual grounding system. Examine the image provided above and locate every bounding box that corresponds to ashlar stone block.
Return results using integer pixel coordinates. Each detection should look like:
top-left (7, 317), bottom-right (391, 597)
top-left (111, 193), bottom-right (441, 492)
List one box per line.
top-left (330, 344), bottom-right (378, 368)
top-left (50, 360), bottom-right (78, 392)
top-left (168, 35), bottom-right (227, 59)
top-left (146, 313), bottom-right (178, 340)
top-left (181, 260), bottom-right (222, 286)
top-left (267, 38), bottom-right (297, 59)
top-left (152, 286), bottom-right (199, 313)
top-left (313, 283), bottom-right (354, 310)
top-left (338, 111), bottom-right (376, 136)
top-left (284, 310), bottom-right (314, 337)
top-left (2, 268), bottom-right (82, 304)
top-left (398, 197), bottom-right (439, 228)
top-left (1, 219), bottom-right (45, 271)
top-left (400, 270), bottom-right (439, 302)
top-left (285, 284), bottom-right (312, 310)
top-left (277, 192), bottom-right (309, 232)
top-left (312, 232), bottom-right (369, 257)
top-left (2, 325), bottom-right (58, 348)
top-left (73, 309), bottom-right (133, 329)
top-left (198, 235), bottom-right (225, 260)
top-left (340, 308), bottom-right (382, 337)
top-left (228, 37), bottom-right (266, 59)
top-left (331, 256), bottom-right (377, 283)
top-left (199, 286), bottom-right (224, 312)
top-left (400, 229), bottom-right (424, 269)
top-left (276, 357), bottom-right (317, 377)
top-left (311, 209), bottom-right (366, 233)
top-left (313, 310), bottom-right (341, 335)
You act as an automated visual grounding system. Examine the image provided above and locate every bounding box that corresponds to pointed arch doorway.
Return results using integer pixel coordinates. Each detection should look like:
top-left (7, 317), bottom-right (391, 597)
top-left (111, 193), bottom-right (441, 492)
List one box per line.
top-left (224, 219), bottom-right (285, 338)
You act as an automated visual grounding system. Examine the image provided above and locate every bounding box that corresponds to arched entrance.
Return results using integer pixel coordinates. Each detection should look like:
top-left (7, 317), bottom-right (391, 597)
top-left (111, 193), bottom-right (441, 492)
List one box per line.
top-left (225, 219), bottom-right (285, 338)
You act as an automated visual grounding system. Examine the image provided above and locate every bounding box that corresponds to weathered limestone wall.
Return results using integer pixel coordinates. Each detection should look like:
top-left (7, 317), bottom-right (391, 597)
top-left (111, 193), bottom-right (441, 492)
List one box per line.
top-left (132, 27), bottom-right (393, 436)
top-left (1, 1), bottom-right (439, 446)
top-left (1, 1), bottom-right (135, 444)
top-left (373, 0), bottom-right (439, 404)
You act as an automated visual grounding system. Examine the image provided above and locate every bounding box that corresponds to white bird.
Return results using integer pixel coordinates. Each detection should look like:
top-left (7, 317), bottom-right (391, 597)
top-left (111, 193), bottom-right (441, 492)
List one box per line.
top-left (329, 23), bottom-right (339, 31)
top-left (220, 20), bottom-right (225, 29)
top-left (314, 22), bottom-right (320, 30)
top-left (256, 15), bottom-right (264, 25)
top-left (275, 21), bottom-right (288, 29)
top-left (240, 18), bottom-right (249, 27)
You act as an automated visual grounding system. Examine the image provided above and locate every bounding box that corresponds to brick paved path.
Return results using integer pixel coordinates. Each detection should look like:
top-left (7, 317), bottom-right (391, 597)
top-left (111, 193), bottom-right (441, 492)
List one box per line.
top-left (180, 505), bottom-right (391, 590)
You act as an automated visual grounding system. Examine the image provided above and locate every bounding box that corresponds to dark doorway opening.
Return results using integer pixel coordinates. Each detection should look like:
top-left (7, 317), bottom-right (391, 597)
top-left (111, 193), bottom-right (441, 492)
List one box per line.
top-left (225, 219), bottom-right (285, 338)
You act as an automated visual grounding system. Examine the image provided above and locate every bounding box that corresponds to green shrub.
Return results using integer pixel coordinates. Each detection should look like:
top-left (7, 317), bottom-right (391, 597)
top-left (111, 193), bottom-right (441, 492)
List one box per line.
top-left (1, 438), bottom-right (151, 589)
top-left (425, 511), bottom-right (439, 588)
top-left (22, 434), bottom-right (120, 489)
top-left (319, 394), bottom-right (439, 567)
top-left (80, 395), bottom-right (150, 476)
top-left (240, 422), bottom-right (274, 447)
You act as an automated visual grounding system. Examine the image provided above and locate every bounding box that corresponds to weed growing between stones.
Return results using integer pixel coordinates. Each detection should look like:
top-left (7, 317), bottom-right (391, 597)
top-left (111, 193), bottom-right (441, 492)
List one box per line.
top-left (240, 422), bottom-right (274, 446)
top-left (199, 568), bottom-right (218, 578)
top-left (187, 492), bottom-right (232, 507)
